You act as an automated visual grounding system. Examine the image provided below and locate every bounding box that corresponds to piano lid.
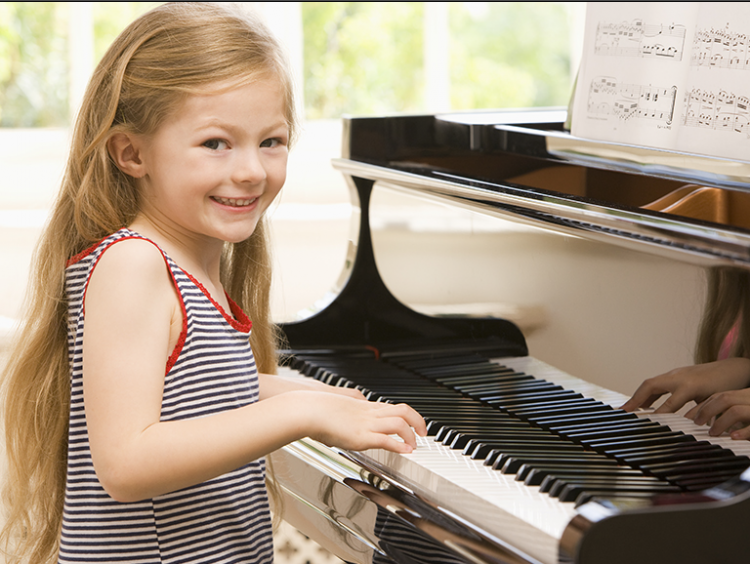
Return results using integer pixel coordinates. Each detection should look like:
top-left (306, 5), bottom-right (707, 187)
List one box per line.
top-left (337, 108), bottom-right (750, 268)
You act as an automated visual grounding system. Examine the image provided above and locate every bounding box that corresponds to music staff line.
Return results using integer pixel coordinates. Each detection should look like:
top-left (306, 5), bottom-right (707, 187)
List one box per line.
top-left (692, 25), bottom-right (750, 70)
top-left (594, 19), bottom-right (687, 61)
top-left (682, 87), bottom-right (750, 137)
top-left (585, 76), bottom-right (677, 126)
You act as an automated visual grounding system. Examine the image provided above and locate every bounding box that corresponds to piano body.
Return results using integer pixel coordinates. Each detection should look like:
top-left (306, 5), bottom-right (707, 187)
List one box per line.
top-left (269, 109), bottom-right (750, 564)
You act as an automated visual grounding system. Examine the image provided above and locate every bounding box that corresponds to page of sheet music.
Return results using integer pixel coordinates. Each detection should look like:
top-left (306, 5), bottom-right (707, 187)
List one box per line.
top-left (571, 2), bottom-right (750, 163)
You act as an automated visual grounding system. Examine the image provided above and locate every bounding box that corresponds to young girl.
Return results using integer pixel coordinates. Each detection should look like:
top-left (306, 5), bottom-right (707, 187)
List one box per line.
top-left (0, 3), bottom-right (426, 563)
top-left (622, 267), bottom-right (750, 440)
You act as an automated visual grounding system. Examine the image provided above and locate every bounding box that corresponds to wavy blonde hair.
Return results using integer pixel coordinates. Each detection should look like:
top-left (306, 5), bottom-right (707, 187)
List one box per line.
top-left (1, 3), bottom-right (297, 562)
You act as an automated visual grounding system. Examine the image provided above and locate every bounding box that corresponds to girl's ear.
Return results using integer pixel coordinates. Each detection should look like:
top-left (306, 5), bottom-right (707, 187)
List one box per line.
top-left (107, 132), bottom-right (146, 178)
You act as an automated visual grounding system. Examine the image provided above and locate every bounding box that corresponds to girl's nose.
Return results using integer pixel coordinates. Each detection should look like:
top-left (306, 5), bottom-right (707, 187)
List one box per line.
top-left (232, 150), bottom-right (267, 184)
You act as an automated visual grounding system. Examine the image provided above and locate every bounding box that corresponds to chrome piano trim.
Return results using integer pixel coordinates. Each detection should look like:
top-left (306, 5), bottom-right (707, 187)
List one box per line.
top-left (270, 437), bottom-right (546, 564)
top-left (331, 158), bottom-right (750, 268)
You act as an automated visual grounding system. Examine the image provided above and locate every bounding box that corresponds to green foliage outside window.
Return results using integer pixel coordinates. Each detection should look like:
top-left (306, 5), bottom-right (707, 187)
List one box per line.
top-left (0, 2), bottom-right (159, 127)
top-left (0, 2), bottom-right (68, 127)
top-left (302, 2), bottom-right (425, 120)
top-left (449, 2), bottom-right (573, 110)
top-left (0, 1), bottom-right (575, 127)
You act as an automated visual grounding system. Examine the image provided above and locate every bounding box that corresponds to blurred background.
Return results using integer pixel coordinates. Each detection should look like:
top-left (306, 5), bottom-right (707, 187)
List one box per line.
top-left (0, 0), bottom-right (583, 334)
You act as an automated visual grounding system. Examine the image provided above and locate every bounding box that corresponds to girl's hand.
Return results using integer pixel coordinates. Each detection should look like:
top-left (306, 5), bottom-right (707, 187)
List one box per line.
top-left (294, 391), bottom-right (427, 454)
top-left (621, 358), bottom-right (750, 414)
top-left (687, 387), bottom-right (750, 440)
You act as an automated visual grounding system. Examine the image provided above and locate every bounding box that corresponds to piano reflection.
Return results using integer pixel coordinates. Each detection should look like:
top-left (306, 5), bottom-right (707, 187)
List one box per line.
top-left (268, 108), bottom-right (750, 564)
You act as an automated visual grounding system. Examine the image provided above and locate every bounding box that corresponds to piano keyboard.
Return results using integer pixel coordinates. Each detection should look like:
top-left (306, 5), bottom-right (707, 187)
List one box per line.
top-left (279, 352), bottom-right (750, 564)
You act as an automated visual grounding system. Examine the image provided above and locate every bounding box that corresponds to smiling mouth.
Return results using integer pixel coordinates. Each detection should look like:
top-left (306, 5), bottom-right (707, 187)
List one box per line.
top-left (212, 196), bottom-right (257, 208)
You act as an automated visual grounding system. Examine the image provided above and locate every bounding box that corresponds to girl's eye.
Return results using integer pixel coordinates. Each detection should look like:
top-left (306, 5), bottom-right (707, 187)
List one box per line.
top-left (260, 137), bottom-right (284, 149)
top-left (203, 139), bottom-right (228, 150)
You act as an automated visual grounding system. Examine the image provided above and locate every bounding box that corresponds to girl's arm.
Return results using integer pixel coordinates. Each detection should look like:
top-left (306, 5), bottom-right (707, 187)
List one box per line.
top-left (83, 240), bottom-right (426, 504)
top-left (258, 372), bottom-right (367, 401)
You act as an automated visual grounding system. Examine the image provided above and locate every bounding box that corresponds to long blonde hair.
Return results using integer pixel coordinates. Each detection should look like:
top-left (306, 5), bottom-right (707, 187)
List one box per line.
top-left (1, 3), bottom-right (297, 562)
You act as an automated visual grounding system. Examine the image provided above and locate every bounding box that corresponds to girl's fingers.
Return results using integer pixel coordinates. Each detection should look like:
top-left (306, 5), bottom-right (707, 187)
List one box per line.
top-left (709, 405), bottom-right (750, 438)
top-left (684, 404), bottom-right (700, 419)
top-left (371, 402), bottom-right (427, 436)
top-left (653, 389), bottom-right (693, 414)
top-left (730, 425), bottom-right (750, 441)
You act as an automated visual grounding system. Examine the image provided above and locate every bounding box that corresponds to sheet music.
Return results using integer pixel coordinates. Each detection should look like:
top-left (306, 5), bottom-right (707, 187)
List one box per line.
top-left (571, 2), bottom-right (750, 162)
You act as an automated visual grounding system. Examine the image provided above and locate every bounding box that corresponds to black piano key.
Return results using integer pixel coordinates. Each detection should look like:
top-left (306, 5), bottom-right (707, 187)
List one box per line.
top-left (437, 372), bottom-right (534, 386)
top-left (452, 429), bottom-right (552, 450)
top-left (604, 439), bottom-right (719, 459)
top-left (643, 457), bottom-right (750, 477)
top-left (521, 464), bottom-right (648, 486)
top-left (620, 444), bottom-right (727, 466)
top-left (501, 453), bottom-right (614, 474)
top-left (563, 424), bottom-right (673, 443)
top-left (484, 390), bottom-right (583, 407)
top-left (465, 434), bottom-right (574, 457)
top-left (509, 402), bottom-right (614, 420)
top-left (544, 417), bottom-right (648, 436)
top-left (457, 381), bottom-right (560, 395)
top-left (554, 418), bottom-right (661, 431)
top-left (673, 470), bottom-right (750, 490)
top-left (446, 427), bottom-right (539, 448)
top-left (395, 357), bottom-right (493, 373)
top-left (557, 421), bottom-right (665, 440)
top-left (534, 410), bottom-right (637, 428)
top-left (505, 398), bottom-right (605, 415)
top-left (592, 433), bottom-right (696, 452)
top-left (487, 446), bottom-right (589, 467)
top-left (431, 367), bottom-right (529, 380)
top-left (514, 461), bottom-right (639, 481)
top-left (430, 416), bottom-right (523, 434)
top-left (470, 440), bottom-right (582, 458)
top-left (558, 483), bottom-right (684, 503)
top-left (541, 473), bottom-right (669, 495)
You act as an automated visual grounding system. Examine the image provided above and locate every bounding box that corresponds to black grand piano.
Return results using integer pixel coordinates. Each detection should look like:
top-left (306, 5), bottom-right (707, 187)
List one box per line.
top-left (269, 108), bottom-right (750, 564)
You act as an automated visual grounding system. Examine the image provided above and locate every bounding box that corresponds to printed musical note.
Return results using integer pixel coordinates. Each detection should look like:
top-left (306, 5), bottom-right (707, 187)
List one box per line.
top-left (692, 24), bottom-right (750, 70)
top-left (586, 76), bottom-right (677, 126)
top-left (595, 19), bottom-right (687, 61)
top-left (682, 88), bottom-right (750, 137)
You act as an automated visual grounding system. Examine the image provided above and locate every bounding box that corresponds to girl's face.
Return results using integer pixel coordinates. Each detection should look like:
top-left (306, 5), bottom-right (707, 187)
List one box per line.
top-left (131, 78), bottom-right (289, 247)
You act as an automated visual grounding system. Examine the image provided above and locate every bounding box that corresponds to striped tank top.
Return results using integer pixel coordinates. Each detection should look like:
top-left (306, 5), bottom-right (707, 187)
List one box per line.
top-left (59, 229), bottom-right (273, 563)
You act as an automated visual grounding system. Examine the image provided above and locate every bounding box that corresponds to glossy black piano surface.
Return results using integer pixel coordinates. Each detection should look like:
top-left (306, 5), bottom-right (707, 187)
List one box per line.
top-left (271, 110), bottom-right (750, 564)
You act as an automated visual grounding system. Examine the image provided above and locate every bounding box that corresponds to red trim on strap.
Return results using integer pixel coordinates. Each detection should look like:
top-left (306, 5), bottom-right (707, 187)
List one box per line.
top-left (181, 270), bottom-right (252, 333)
top-left (67, 235), bottom-right (111, 268)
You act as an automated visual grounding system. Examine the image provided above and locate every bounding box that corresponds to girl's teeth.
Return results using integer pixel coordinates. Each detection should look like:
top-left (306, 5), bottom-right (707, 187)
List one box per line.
top-left (214, 197), bottom-right (255, 207)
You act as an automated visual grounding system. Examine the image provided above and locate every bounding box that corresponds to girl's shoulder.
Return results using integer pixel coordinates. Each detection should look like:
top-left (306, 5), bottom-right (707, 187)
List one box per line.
top-left (68, 229), bottom-right (166, 269)
top-left (82, 230), bottom-right (179, 325)
top-left (68, 229), bottom-right (176, 309)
